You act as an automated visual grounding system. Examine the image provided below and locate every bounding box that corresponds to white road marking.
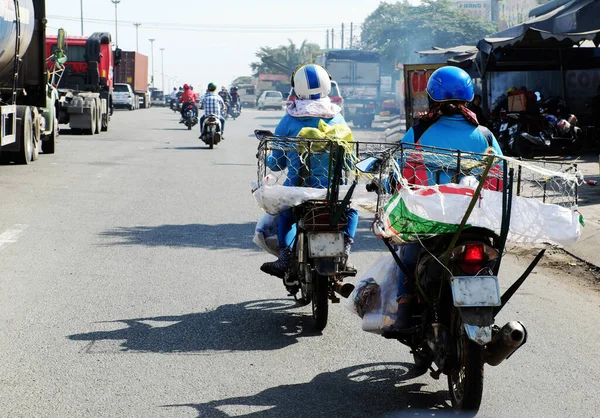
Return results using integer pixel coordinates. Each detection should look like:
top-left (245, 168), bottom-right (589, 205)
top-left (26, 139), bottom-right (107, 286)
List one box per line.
top-left (0, 224), bottom-right (28, 251)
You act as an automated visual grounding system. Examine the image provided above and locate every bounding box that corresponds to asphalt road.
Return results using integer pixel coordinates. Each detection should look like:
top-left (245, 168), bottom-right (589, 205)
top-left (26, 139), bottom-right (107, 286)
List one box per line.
top-left (0, 108), bottom-right (598, 417)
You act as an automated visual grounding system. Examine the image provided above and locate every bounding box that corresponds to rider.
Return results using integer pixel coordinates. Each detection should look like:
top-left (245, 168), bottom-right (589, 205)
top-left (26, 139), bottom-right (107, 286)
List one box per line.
top-left (169, 87), bottom-right (178, 107)
top-left (230, 86), bottom-right (241, 115)
top-left (218, 86), bottom-right (232, 112)
top-left (393, 66), bottom-right (503, 330)
top-left (200, 82), bottom-right (226, 139)
top-left (179, 84), bottom-right (198, 122)
top-left (260, 63), bottom-right (359, 284)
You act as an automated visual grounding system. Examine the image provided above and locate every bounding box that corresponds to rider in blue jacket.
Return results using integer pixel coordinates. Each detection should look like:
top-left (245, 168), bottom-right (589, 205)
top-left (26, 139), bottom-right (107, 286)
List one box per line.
top-left (393, 66), bottom-right (503, 330)
top-left (261, 64), bottom-right (359, 287)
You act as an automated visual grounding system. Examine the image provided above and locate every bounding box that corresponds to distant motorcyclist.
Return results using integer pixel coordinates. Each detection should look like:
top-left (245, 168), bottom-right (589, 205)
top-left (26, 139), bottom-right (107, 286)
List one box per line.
top-left (200, 82), bottom-right (226, 139)
top-left (179, 84), bottom-right (198, 122)
top-left (260, 63), bottom-right (359, 279)
top-left (219, 86), bottom-right (232, 109)
top-left (393, 66), bottom-right (503, 330)
top-left (230, 86), bottom-right (241, 115)
top-left (169, 87), bottom-right (178, 109)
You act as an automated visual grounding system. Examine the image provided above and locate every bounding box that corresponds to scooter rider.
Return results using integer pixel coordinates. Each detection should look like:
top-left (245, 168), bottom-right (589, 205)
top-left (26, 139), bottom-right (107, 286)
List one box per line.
top-left (260, 63), bottom-right (359, 281)
top-left (219, 86), bottom-right (232, 111)
top-left (179, 84), bottom-right (198, 122)
top-left (393, 66), bottom-right (503, 330)
top-left (170, 87), bottom-right (178, 108)
top-left (200, 82), bottom-right (226, 139)
top-left (230, 86), bottom-right (241, 115)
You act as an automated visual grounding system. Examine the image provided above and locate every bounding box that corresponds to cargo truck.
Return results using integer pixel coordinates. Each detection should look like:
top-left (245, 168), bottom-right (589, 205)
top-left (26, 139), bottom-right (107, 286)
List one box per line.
top-left (0, 0), bottom-right (59, 164)
top-left (46, 31), bottom-right (120, 134)
top-left (315, 50), bottom-right (381, 128)
top-left (114, 51), bottom-right (150, 109)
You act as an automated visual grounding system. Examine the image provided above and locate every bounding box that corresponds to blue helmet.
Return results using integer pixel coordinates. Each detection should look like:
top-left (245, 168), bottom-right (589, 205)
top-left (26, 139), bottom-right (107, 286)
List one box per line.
top-left (426, 66), bottom-right (474, 102)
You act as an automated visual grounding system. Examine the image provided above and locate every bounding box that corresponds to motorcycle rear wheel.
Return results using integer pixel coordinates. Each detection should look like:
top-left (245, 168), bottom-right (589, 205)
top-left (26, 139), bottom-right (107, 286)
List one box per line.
top-left (448, 308), bottom-right (484, 413)
top-left (311, 274), bottom-right (329, 332)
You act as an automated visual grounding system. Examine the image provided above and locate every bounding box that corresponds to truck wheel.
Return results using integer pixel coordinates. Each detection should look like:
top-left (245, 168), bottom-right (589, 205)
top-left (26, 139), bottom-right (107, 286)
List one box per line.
top-left (86, 101), bottom-right (97, 135)
top-left (95, 99), bottom-right (102, 134)
top-left (14, 106), bottom-right (34, 165)
top-left (42, 117), bottom-right (57, 154)
top-left (31, 107), bottom-right (41, 161)
top-left (101, 114), bottom-right (109, 132)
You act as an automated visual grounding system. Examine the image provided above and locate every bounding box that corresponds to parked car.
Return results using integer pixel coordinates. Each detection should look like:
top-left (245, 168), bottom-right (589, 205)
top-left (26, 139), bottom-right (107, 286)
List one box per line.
top-left (287, 80), bottom-right (344, 115)
top-left (257, 91), bottom-right (284, 110)
top-left (113, 83), bottom-right (136, 110)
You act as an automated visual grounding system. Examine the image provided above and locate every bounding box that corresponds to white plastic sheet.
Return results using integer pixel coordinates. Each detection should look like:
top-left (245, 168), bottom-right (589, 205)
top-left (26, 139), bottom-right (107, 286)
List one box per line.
top-left (346, 254), bottom-right (400, 334)
top-left (379, 183), bottom-right (583, 247)
top-left (253, 214), bottom-right (280, 256)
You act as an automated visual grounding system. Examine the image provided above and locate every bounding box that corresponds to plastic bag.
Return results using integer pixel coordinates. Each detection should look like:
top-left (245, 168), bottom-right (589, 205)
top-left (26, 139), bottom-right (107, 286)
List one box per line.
top-left (253, 184), bottom-right (352, 215)
top-left (253, 214), bottom-right (280, 256)
top-left (346, 254), bottom-right (401, 334)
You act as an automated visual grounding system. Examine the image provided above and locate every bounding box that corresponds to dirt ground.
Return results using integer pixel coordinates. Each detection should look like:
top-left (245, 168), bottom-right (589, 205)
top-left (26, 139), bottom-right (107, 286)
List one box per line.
top-left (508, 244), bottom-right (600, 291)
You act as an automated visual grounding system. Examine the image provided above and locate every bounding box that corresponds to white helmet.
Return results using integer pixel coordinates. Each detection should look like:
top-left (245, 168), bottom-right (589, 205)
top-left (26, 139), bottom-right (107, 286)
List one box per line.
top-left (292, 64), bottom-right (331, 100)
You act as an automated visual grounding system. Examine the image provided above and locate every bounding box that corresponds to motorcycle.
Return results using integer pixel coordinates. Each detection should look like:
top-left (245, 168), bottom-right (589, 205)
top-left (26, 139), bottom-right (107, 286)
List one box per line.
top-left (355, 144), bottom-right (551, 413)
top-left (170, 98), bottom-right (178, 112)
top-left (254, 130), bottom-right (358, 331)
top-left (180, 103), bottom-right (199, 130)
top-left (493, 96), bottom-right (581, 158)
top-left (200, 115), bottom-right (223, 149)
top-left (230, 102), bottom-right (241, 120)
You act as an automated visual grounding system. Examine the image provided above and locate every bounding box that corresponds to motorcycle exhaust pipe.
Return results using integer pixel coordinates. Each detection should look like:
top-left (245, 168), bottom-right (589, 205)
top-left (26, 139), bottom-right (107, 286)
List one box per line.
top-left (484, 321), bottom-right (527, 366)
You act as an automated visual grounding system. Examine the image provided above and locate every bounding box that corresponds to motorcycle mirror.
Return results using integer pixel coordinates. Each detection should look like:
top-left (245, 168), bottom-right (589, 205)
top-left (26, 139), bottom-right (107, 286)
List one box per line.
top-left (254, 130), bottom-right (274, 140)
top-left (356, 157), bottom-right (382, 174)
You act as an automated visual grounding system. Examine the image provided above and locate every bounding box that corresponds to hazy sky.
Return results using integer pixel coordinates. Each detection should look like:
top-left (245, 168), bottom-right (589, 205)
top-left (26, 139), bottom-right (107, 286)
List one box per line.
top-left (46, 0), bottom-right (385, 91)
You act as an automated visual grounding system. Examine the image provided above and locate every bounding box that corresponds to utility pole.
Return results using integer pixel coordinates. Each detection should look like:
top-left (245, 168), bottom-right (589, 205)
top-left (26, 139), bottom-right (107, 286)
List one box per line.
top-left (341, 23), bottom-right (345, 49)
top-left (133, 23), bottom-right (141, 52)
top-left (160, 48), bottom-right (165, 93)
top-left (110, 0), bottom-right (121, 46)
top-left (80, 0), bottom-right (84, 35)
top-left (350, 22), bottom-right (353, 49)
top-left (149, 39), bottom-right (155, 88)
top-left (326, 29), bottom-right (329, 49)
top-left (331, 28), bottom-right (335, 49)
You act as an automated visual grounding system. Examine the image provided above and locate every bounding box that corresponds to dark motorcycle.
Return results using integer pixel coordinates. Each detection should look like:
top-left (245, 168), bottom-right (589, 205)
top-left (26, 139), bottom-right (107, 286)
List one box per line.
top-left (170, 98), bottom-right (178, 112)
top-left (181, 103), bottom-right (199, 130)
top-left (255, 131), bottom-right (358, 331)
top-left (200, 115), bottom-right (222, 149)
top-left (356, 145), bottom-right (548, 413)
top-left (230, 103), bottom-right (241, 120)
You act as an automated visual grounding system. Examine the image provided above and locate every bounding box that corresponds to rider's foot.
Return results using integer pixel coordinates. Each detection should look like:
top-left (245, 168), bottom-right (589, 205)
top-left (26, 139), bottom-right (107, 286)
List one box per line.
top-left (334, 280), bottom-right (355, 298)
top-left (260, 247), bottom-right (291, 279)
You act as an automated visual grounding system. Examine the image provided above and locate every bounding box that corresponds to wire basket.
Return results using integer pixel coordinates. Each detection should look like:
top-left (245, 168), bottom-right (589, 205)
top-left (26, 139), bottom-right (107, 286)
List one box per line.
top-left (369, 143), bottom-right (583, 246)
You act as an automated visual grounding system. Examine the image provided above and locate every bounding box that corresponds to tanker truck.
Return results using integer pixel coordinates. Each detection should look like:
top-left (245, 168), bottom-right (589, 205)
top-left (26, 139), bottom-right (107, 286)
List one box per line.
top-left (0, 0), bottom-right (59, 163)
top-left (46, 30), bottom-right (120, 134)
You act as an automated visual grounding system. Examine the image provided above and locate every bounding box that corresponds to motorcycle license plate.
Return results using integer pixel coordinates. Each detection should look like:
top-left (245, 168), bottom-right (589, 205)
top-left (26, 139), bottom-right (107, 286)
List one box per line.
top-left (450, 276), bottom-right (501, 307)
top-left (499, 123), bottom-right (508, 132)
top-left (307, 232), bottom-right (345, 258)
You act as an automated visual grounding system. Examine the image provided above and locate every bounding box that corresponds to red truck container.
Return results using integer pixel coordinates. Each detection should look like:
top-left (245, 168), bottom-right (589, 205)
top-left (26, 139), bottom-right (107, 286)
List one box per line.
top-left (114, 51), bottom-right (150, 108)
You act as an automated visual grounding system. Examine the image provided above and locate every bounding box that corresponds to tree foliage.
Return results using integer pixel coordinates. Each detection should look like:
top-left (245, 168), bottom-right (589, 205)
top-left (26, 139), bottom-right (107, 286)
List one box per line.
top-left (361, 0), bottom-right (496, 69)
top-left (250, 39), bottom-right (321, 76)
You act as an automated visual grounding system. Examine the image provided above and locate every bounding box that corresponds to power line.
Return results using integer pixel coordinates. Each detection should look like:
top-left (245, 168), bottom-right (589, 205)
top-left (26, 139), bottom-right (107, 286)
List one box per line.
top-left (47, 15), bottom-right (331, 32)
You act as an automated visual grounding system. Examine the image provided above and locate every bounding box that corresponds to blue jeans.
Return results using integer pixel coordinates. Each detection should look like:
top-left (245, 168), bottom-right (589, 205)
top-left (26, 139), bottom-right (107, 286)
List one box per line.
top-left (277, 207), bottom-right (359, 249)
top-left (200, 115), bottom-right (225, 134)
top-left (395, 243), bottom-right (421, 299)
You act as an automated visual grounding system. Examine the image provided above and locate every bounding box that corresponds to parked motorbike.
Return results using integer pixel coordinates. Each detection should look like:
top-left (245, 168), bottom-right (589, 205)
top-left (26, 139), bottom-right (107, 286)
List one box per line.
top-left (254, 130), bottom-right (358, 331)
top-left (201, 115), bottom-right (223, 149)
top-left (180, 103), bottom-right (198, 130)
top-left (355, 146), bottom-right (547, 413)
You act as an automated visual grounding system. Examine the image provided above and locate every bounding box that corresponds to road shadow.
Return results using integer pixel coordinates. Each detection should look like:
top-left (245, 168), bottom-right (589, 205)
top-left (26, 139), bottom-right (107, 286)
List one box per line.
top-left (152, 128), bottom-right (192, 131)
top-left (100, 222), bottom-right (259, 250)
top-left (162, 362), bottom-right (452, 417)
top-left (69, 299), bottom-right (319, 353)
top-left (159, 146), bottom-right (213, 150)
top-left (253, 116), bottom-right (283, 120)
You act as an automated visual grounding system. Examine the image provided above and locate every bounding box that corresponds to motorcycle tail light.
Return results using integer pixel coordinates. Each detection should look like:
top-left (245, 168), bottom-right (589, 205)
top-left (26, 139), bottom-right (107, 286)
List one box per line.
top-left (331, 96), bottom-right (343, 104)
top-left (452, 243), bottom-right (499, 275)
